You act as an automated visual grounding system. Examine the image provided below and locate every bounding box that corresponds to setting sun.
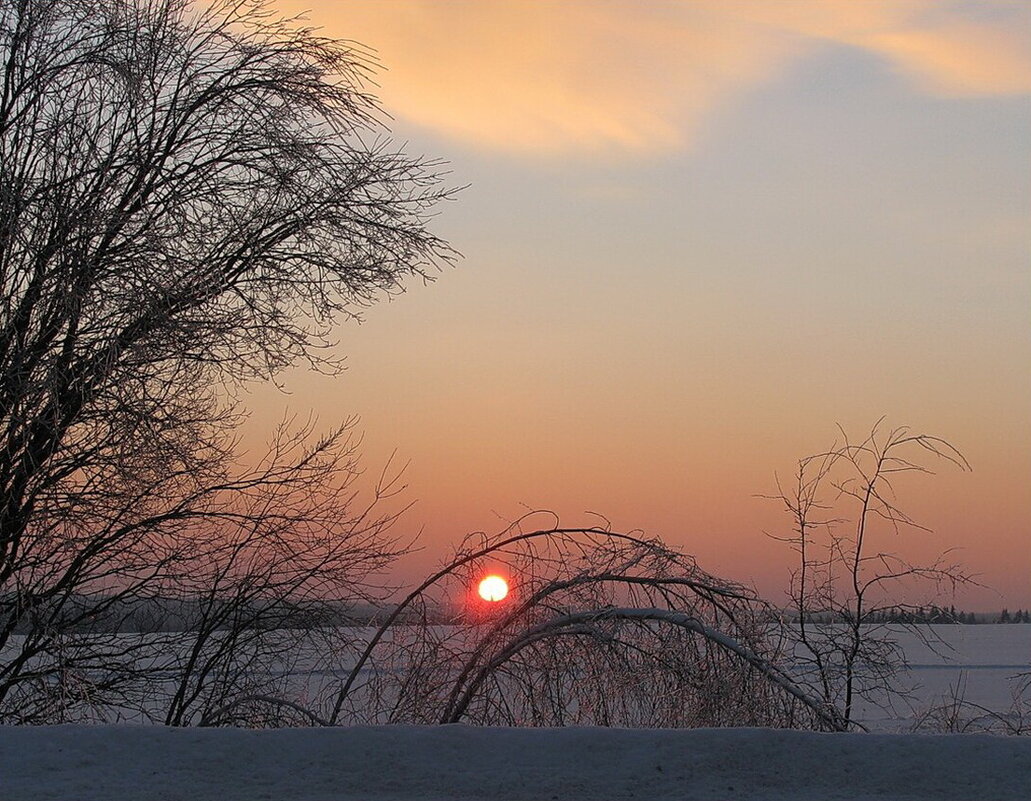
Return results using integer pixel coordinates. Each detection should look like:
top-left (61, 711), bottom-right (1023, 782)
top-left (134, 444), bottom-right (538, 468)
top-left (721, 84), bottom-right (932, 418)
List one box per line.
top-left (477, 575), bottom-right (509, 602)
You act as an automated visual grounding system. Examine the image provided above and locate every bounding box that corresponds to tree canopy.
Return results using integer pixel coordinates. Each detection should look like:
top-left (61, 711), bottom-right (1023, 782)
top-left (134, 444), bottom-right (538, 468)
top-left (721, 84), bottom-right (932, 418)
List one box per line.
top-left (0, 0), bottom-right (451, 721)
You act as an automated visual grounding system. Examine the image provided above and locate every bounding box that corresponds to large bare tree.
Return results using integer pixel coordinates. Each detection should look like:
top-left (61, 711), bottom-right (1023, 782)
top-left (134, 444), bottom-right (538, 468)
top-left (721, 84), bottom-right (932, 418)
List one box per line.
top-left (0, 0), bottom-right (450, 721)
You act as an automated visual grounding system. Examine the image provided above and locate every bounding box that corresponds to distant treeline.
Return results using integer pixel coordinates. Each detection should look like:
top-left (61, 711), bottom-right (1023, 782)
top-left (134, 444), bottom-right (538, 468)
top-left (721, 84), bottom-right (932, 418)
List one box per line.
top-left (1, 594), bottom-right (449, 635)
top-left (8, 594), bottom-right (1029, 634)
top-left (866, 605), bottom-right (1031, 624)
top-left (793, 605), bottom-right (1031, 624)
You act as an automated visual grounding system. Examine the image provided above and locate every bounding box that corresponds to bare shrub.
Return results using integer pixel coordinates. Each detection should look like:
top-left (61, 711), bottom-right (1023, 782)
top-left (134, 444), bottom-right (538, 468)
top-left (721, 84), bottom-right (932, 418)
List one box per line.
top-left (912, 673), bottom-right (1031, 736)
top-left (329, 516), bottom-right (844, 731)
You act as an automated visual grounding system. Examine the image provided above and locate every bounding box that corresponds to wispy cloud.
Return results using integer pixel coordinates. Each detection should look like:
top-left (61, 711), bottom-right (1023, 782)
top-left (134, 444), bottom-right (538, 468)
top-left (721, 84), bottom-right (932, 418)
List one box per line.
top-left (276, 0), bottom-right (1031, 156)
top-left (738, 0), bottom-right (1031, 96)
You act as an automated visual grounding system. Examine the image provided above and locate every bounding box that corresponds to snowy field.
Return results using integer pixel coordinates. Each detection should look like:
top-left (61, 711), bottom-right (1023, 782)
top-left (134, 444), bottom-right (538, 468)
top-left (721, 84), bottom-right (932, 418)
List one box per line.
top-left (2, 626), bottom-right (1028, 799)
top-left (5, 624), bottom-right (1023, 729)
top-left (3, 723), bottom-right (1031, 800)
top-left (850, 625), bottom-right (1030, 729)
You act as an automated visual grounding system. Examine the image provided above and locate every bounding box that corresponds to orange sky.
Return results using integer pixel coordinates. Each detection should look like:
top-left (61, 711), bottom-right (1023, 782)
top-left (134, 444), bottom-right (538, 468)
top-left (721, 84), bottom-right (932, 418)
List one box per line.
top-left (248, 0), bottom-right (1031, 609)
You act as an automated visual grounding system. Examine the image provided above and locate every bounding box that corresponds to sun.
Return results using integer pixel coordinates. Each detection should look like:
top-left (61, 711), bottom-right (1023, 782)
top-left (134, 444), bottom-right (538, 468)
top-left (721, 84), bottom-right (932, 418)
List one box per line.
top-left (477, 574), bottom-right (509, 602)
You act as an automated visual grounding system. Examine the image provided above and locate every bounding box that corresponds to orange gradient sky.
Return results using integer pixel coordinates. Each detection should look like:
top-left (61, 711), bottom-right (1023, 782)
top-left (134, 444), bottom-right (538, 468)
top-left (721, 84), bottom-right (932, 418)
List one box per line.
top-left (245, 1), bottom-right (1030, 609)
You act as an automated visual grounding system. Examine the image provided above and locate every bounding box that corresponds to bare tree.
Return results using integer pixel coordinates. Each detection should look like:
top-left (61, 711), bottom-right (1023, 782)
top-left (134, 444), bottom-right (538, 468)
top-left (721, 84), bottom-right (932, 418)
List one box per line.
top-left (766, 422), bottom-right (973, 728)
top-left (151, 418), bottom-right (409, 727)
top-left (0, 0), bottom-right (450, 721)
top-left (326, 516), bottom-right (845, 731)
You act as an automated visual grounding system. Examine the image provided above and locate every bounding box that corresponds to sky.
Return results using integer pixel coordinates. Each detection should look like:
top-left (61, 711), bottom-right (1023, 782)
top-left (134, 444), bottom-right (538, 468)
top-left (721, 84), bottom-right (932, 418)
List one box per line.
top-left (249, 0), bottom-right (1031, 610)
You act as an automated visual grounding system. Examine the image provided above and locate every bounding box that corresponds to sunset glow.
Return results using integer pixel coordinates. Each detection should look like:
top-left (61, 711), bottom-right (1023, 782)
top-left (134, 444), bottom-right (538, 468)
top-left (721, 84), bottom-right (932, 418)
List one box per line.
top-left (478, 575), bottom-right (509, 603)
top-left (7, 1), bottom-right (1031, 773)
top-left (252, 0), bottom-right (1031, 610)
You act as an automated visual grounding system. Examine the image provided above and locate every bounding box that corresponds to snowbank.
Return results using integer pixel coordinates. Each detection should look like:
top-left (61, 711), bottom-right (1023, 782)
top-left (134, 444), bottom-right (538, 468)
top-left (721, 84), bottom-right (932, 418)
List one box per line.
top-left (2, 724), bottom-right (1029, 800)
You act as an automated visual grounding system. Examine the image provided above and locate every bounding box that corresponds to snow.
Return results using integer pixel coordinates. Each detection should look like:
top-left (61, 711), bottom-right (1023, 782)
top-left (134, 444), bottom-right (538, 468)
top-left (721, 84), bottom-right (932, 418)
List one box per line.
top-left (3, 724), bottom-right (1030, 800)
top-left (849, 625), bottom-right (1030, 730)
top-left (2, 626), bottom-right (1027, 798)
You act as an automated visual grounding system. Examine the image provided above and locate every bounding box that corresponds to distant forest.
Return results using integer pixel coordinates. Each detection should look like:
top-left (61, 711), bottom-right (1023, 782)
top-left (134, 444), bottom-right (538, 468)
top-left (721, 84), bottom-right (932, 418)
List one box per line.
top-left (827, 605), bottom-right (1031, 624)
top-left (9, 595), bottom-right (1028, 635)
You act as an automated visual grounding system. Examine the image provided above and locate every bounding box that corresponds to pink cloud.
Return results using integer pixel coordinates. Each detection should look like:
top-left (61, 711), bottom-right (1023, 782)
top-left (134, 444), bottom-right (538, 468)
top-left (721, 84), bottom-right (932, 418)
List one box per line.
top-left (271, 1), bottom-right (1031, 156)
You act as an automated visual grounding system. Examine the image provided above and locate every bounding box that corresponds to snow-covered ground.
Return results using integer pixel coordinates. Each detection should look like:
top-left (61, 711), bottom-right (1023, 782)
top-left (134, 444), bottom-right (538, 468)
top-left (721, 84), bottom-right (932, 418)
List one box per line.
top-left (4, 624), bottom-right (1026, 730)
top-left (851, 625), bottom-right (1030, 729)
top-left (3, 723), bottom-right (1030, 800)
top-left (2, 626), bottom-right (1027, 798)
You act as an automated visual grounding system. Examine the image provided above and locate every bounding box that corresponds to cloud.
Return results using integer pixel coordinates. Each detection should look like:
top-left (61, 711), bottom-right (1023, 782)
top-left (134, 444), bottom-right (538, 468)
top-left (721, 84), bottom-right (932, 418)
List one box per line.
top-left (865, 23), bottom-right (1031, 96)
top-left (737, 0), bottom-right (1031, 96)
top-left (274, 0), bottom-right (1031, 157)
